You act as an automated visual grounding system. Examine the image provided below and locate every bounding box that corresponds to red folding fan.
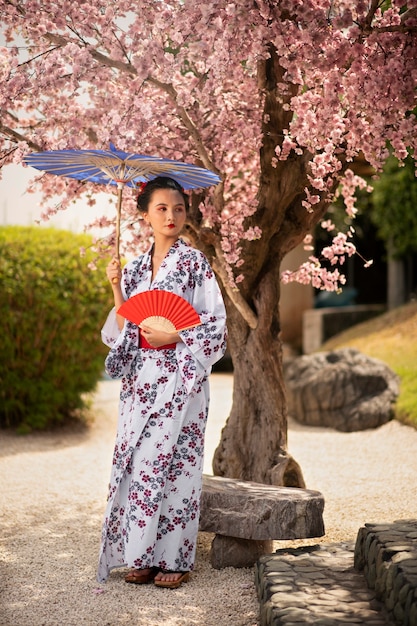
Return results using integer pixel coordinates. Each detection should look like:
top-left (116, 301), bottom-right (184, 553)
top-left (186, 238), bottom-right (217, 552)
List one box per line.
top-left (117, 290), bottom-right (201, 332)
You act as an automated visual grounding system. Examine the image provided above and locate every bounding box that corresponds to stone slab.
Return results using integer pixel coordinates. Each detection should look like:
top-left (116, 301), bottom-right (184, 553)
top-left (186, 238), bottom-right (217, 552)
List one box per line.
top-left (199, 474), bottom-right (325, 541)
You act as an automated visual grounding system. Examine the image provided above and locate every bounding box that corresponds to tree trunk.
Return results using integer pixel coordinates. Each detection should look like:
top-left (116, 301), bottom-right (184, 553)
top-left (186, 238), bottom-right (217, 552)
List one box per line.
top-left (212, 267), bottom-right (306, 488)
top-left (209, 48), bottom-right (332, 488)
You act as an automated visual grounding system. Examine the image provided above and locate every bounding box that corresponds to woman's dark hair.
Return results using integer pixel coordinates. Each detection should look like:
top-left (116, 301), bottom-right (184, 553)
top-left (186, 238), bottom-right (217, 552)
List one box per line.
top-left (137, 176), bottom-right (189, 213)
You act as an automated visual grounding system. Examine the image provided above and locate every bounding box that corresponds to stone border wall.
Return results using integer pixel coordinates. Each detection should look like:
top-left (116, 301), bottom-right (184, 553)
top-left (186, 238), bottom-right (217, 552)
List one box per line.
top-left (302, 305), bottom-right (385, 354)
top-left (354, 519), bottom-right (417, 625)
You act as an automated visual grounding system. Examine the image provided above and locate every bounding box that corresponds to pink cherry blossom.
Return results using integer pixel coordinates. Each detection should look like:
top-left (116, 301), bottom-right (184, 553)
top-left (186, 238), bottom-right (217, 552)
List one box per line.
top-left (0, 0), bottom-right (415, 295)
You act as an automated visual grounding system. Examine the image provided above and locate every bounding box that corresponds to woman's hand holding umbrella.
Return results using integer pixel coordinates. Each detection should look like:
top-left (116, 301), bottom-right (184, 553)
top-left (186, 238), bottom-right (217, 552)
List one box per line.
top-left (106, 257), bottom-right (122, 285)
top-left (106, 258), bottom-right (126, 330)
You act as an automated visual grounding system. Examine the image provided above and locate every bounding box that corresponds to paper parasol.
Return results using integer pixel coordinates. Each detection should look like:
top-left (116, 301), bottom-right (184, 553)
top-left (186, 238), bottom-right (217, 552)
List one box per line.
top-left (24, 144), bottom-right (221, 259)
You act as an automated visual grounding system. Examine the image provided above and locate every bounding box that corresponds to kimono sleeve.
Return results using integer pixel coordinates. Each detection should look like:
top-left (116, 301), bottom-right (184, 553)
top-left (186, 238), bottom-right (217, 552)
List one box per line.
top-left (101, 262), bottom-right (141, 378)
top-left (101, 306), bottom-right (121, 348)
top-left (177, 258), bottom-right (227, 391)
top-left (104, 321), bottom-right (142, 379)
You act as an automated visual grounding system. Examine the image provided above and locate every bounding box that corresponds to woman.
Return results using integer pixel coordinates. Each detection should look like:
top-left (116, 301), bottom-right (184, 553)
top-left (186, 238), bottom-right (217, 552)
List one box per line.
top-left (97, 176), bottom-right (227, 588)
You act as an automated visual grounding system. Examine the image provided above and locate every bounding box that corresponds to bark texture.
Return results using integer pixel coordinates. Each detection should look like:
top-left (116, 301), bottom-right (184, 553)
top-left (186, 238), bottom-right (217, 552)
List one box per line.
top-left (212, 271), bottom-right (306, 487)
top-left (209, 50), bottom-right (330, 487)
top-left (194, 49), bottom-right (335, 486)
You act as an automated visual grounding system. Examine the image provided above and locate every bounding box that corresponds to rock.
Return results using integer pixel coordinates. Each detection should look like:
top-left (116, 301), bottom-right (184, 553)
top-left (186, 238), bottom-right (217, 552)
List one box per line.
top-left (209, 535), bottom-right (273, 569)
top-left (285, 348), bottom-right (399, 432)
top-left (199, 475), bottom-right (325, 568)
top-left (354, 520), bottom-right (417, 625)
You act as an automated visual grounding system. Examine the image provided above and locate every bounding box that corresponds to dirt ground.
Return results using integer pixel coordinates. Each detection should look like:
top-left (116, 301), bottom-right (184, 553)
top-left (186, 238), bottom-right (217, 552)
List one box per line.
top-left (1, 374), bottom-right (417, 625)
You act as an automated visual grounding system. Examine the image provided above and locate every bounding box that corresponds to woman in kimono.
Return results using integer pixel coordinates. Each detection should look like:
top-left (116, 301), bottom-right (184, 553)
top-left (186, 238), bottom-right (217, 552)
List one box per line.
top-left (97, 176), bottom-right (227, 588)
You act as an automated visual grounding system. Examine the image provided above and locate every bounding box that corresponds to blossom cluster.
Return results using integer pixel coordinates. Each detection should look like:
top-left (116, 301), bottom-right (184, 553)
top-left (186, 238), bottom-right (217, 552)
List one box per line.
top-left (0, 0), bottom-right (415, 293)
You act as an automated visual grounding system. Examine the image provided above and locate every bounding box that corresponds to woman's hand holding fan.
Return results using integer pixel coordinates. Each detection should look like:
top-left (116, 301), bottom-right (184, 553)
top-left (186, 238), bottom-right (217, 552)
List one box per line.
top-left (117, 290), bottom-right (201, 335)
top-left (139, 323), bottom-right (177, 349)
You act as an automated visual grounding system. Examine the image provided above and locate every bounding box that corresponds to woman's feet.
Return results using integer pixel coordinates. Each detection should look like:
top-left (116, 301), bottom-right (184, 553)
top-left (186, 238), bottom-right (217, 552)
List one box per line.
top-left (124, 567), bottom-right (158, 584)
top-left (124, 567), bottom-right (190, 588)
top-left (153, 570), bottom-right (190, 589)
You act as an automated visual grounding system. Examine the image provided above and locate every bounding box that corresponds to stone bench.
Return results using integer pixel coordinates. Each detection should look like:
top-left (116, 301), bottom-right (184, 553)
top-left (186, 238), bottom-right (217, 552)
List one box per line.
top-left (199, 474), bottom-right (325, 569)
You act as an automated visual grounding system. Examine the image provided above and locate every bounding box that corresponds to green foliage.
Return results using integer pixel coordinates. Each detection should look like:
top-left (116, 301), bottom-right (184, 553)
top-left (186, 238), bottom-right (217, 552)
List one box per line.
top-left (371, 155), bottom-right (417, 259)
top-left (0, 226), bottom-right (113, 432)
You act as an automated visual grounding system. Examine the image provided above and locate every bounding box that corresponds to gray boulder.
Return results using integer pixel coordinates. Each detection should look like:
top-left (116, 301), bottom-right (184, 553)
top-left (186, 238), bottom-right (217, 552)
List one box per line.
top-left (285, 348), bottom-right (399, 432)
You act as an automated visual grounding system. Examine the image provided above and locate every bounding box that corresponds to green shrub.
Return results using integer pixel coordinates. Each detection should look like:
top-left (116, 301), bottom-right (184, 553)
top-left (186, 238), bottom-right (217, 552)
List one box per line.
top-left (0, 226), bottom-right (113, 432)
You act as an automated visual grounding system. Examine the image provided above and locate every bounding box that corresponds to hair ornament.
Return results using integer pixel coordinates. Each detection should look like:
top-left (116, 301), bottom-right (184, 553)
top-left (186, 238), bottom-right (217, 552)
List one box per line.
top-left (137, 181), bottom-right (148, 195)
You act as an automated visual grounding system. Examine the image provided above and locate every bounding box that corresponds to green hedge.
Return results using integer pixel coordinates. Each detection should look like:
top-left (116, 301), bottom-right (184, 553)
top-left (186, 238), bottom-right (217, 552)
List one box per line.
top-left (0, 226), bottom-right (113, 432)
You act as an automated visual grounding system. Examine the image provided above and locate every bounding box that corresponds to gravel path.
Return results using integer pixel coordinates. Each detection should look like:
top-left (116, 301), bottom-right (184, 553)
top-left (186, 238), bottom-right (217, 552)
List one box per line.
top-left (1, 373), bottom-right (417, 626)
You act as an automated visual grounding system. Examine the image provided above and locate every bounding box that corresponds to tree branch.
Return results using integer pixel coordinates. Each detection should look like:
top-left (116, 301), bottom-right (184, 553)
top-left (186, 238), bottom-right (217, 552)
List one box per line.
top-left (363, 0), bottom-right (382, 32)
top-left (360, 2), bottom-right (417, 35)
top-left (197, 225), bottom-right (257, 329)
top-left (41, 34), bottom-right (220, 175)
top-left (17, 45), bottom-right (63, 68)
top-left (399, 6), bottom-right (417, 24)
top-left (0, 121), bottom-right (42, 152)
top-left (147, 77), bottom-right (220, 175)
top-left (43, 32), bottom-right (137, 75)
top-left (372, 6), bottom-right (417, 34)
top-left (212, 257), bottom-right (258, 331)
top-left (373, 23), bottom-right (417, 34)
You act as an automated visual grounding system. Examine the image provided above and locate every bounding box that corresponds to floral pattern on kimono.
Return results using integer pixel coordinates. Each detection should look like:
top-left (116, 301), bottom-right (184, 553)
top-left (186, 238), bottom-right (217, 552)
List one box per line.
top-left (97, 238), bottom-right (227, 583)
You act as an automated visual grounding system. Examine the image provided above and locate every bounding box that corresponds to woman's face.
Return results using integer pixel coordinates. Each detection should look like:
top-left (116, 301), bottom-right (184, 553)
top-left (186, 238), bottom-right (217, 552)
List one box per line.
top-left (142, 188), bottom-right (187, 240)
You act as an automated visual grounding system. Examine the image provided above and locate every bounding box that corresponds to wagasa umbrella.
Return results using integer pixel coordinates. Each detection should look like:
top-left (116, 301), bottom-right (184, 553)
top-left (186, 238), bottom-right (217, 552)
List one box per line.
top-left (24, 143), bottom-right (221, 258)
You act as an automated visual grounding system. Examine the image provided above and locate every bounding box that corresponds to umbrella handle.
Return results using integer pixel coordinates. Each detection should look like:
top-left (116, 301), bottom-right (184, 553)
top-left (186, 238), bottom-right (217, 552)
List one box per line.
top-left (111, 182), bottom-right (123, 283)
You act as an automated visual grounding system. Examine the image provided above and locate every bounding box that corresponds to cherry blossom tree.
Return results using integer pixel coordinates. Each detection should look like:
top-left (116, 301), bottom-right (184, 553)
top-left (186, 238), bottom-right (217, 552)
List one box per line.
top-left (1, 0), bottom-right (416, 486)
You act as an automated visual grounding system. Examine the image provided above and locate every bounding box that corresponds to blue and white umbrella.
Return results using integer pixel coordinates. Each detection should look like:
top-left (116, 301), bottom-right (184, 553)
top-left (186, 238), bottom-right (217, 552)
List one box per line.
top-left (24, 144), bottom-right (221, 257)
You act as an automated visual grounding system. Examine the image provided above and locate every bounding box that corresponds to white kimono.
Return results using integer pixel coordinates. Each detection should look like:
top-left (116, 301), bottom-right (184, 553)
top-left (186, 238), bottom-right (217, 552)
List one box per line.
top-left (97, 238), bottom-right (227, 583)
